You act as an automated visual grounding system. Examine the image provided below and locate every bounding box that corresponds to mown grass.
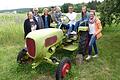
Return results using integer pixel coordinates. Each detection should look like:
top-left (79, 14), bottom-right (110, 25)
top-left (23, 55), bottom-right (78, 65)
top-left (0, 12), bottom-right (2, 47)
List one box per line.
top-left (0, 13), bottom-right (120, 80)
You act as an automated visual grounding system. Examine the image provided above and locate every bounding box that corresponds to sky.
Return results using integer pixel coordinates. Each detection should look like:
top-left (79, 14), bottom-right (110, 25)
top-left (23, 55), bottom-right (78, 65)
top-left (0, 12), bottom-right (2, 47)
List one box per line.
top-left (0, 0), bottom-right (104, 10)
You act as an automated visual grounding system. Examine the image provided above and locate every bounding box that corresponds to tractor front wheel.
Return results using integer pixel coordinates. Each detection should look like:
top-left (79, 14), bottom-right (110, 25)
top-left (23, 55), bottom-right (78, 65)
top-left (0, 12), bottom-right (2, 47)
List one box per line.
top-left (17, 48), bottom-right (30, 64)
top-left (56, 57), bottom-right (71, 80)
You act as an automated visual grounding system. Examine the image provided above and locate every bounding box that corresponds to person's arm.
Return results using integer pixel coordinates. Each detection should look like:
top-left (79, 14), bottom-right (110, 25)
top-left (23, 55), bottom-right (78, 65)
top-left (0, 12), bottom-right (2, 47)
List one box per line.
top-left (40, 16), bottom-right (44, 28)
top-left (24, 20), bottom-right (28, 38)
top-left (95, 18), bottom-right (102, 35)
top-left (50, 15), bottom-right (53, 23)
top-left (54, 13), bottom-right (58, 23)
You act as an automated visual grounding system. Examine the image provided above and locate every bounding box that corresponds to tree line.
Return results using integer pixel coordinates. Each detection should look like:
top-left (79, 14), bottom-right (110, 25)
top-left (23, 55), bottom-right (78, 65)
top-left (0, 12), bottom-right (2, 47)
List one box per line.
top-left (39, 0), bottom-right (120, 26)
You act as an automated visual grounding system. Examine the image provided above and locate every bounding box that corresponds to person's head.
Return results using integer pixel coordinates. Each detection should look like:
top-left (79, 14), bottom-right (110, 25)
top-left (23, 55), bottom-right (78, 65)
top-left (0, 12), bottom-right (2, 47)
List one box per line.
top-left (51, 6), bottom-right (55, 12)
top-left (43, 8), bottom-right (49, 15)
top-left (27, 11), bottom-right (33, 19)
top-left (68, 4), bottom-right (74, 13)
top-left (56, 6), bottom-right (61, 12)
top-left (90, 10), bottom-right (95, 19)
top-left (33, 8), bottom-right (39, 15)
top-left (82, 5), bottom-right (87, 13)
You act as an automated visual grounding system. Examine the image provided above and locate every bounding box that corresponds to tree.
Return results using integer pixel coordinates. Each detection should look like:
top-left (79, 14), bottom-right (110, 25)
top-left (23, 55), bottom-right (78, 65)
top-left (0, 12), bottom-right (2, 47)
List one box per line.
top-left (99, 0), bottom-right (120, 26)
top-left (74, 4), bottom-right (82, 13)
top-left (61, 3), bottom-right (73, 13)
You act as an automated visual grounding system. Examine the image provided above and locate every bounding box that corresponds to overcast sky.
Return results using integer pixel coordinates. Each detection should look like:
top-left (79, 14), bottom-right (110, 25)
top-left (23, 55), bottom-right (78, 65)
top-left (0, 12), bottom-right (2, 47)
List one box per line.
top-left (0, 0), bottom-right (104, 10)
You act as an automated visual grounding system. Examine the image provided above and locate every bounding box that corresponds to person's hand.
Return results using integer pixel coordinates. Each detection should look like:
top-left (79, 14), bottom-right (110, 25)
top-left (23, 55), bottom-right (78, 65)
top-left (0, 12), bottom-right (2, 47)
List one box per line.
top-left (94, 33), bottom-right (97, 36)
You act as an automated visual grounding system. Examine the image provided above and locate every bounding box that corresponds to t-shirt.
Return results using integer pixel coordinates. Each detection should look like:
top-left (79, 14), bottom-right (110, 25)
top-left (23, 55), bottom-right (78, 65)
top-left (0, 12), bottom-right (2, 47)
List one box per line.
top-left (30, 19), bottom-right (37, 31)
top-left (89, 23), bottom-right (96, 34)
top-left (45, 16), bottom-right (49, 28)
top-left (34, 15), bottom-right (39, 22)
top-left (66, 12), bottom-right (77, 25)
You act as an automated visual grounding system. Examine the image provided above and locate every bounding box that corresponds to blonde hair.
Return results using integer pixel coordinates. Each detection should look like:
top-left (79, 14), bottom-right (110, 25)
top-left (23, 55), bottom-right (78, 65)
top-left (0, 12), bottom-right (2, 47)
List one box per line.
top-left (56, 6), bottom-right (61, 11)
top-left (43, 8), bottom-right (49, 13)
top-left (33, 8), bottom-right (39, 11)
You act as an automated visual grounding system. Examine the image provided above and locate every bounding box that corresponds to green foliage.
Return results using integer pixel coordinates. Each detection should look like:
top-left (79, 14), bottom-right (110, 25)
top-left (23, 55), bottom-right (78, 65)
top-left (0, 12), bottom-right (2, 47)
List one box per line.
top-left (61, 3), bottom-right (72, 13)
top-left (74, 4), bottom-right (82, 13)
top-left (38, 8), bottom-right (44, 13)
top-left (99, 0), bottom-right (120, 26)
top-left (60, 1), bottom-right (102, 13)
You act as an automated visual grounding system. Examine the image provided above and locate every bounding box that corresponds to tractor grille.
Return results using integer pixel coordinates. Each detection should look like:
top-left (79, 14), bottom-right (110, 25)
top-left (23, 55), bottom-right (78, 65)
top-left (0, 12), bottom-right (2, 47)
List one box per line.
top-left (26, 38), bottom-right (36, 58)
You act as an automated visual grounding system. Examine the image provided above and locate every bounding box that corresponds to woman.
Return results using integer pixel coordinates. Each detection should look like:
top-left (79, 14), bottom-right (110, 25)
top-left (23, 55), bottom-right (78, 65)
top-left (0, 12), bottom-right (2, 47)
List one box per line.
top-left (42, 8), bottom-right (53, 28)
top-left (54, 6), bottom-right (63, 27)
top-left (86, 10), bottom-right (102, 60)
top-left (24, 11), bottom-right (39, 39)
top-left (73, 5), bottom-right (89, 32)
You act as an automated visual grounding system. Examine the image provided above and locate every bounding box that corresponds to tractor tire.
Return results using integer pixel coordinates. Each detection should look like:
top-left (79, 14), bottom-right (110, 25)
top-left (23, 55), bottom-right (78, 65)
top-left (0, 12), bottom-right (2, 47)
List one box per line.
top-left (17, 48), bottom-right (28, 64)
top-left (56, 57), bottom-right (71, 80)
top-left (78, 31), bottom-right (89, 56)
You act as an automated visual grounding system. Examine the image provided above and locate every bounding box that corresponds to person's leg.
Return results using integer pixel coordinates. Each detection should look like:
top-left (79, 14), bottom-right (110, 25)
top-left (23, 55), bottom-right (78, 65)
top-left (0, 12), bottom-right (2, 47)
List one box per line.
top-left (93, 38), bottom-right (98, 54)
top-left (67, 24), bottom-right (73, 35)
top-left (73, 21), bottom-right (80, 31)
top-left (86, 34), bottom-right (96, 60)
top-left (88, 35), bottom-right (95, 55)
top-left (92, 37), bottom-right (98, 57)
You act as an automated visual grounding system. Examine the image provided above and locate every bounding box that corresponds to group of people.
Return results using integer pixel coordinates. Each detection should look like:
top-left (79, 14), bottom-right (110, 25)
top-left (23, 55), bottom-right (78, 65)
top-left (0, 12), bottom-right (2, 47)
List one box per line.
top-left (24, 4), bottom-right (102, 60)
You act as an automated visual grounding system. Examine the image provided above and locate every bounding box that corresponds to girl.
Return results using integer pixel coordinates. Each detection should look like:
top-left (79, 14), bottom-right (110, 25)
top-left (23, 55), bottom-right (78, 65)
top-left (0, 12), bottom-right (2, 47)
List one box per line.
top-left (86, 10), bottom-right (102, 60)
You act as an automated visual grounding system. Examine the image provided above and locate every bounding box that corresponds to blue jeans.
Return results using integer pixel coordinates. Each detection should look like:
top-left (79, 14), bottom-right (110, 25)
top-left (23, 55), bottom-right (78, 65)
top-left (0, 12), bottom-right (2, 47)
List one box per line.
top-left (66, 24), bottom-right (75, 36)
top-left (88, 34), bottom-right (98, 55)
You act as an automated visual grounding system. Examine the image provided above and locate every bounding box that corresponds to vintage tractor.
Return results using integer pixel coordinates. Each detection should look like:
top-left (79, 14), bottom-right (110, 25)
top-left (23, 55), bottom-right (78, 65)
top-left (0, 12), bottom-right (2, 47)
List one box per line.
top-left (17, 15), bottom-right (88, 80)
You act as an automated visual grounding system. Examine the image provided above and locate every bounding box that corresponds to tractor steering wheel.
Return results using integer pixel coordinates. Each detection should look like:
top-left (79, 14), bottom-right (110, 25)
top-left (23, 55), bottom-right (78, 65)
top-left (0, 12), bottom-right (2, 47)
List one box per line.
top-left (58, 15), bottom-right (70, 29)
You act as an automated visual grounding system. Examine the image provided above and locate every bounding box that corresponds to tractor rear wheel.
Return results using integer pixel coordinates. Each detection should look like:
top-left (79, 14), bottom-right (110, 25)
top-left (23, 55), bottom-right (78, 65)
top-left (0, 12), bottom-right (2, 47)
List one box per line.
top-left (56, 57), bottom-right (71, 80)
top-left (78, 31), bottom-right (88, 56)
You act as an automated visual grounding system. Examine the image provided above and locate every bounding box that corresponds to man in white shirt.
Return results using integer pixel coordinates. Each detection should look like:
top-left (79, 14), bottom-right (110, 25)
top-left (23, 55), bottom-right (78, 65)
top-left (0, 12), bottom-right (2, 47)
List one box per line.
top-left (66, 5), bottom-right (77, 37)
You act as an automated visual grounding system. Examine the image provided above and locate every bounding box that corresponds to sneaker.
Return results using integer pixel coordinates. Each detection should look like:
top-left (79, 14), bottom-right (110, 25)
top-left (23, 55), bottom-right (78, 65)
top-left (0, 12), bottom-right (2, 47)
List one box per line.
top-left (92, 54), bottom-right (98, 58)
top-left (86, 55), bottom-right (91, 60)
top-left (70, 31), bottom-right (77, 35)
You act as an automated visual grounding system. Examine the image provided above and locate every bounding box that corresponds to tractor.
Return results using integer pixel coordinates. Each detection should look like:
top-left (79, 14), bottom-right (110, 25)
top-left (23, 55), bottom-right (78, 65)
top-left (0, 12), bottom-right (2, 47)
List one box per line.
top-left (17, 15), bottom-right (88, 80)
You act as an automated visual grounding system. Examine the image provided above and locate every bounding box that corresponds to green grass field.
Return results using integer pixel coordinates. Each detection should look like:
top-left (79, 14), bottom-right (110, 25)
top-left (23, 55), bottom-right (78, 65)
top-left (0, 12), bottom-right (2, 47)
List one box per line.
top-left (0, 13), bottom-right (120, 80)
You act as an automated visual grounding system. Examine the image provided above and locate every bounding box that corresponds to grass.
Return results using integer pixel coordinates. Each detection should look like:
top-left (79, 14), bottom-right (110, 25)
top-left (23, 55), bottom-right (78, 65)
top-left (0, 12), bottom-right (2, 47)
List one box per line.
top-left (0, 13), bottom-right (120, 80)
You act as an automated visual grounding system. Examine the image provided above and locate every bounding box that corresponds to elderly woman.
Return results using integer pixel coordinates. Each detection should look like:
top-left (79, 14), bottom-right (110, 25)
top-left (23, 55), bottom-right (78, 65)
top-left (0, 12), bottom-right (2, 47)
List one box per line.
top-left (24, 11), bottom-right (39, 38)
top-left (86, 10), bottom-right (102, 60)
top-left (42, 8), bottom-right (53, 28)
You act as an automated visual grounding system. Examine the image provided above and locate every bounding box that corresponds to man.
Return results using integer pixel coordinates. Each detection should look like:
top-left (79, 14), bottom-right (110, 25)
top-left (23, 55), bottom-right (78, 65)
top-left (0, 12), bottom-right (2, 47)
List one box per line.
top-left (32, 8), bottom-right (44, 29)
top-left (49, 6), bottom-right (56, 22)
top-left (66, 4), bottom-right (77, 37)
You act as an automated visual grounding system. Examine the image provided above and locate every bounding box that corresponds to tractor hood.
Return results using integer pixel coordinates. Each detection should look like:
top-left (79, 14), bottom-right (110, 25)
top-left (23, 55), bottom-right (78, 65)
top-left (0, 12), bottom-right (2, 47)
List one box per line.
top-left (26, 28), bottom-right (64, 59)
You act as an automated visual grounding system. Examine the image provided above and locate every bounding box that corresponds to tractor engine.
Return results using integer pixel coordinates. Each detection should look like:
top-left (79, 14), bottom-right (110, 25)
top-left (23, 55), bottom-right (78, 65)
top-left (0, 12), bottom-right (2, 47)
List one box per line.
top-left (26, 28), bottom-right (64, 59)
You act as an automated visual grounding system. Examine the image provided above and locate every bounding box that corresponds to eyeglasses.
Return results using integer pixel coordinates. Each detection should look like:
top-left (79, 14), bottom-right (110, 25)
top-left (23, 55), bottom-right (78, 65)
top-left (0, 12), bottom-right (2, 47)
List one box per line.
top-left (69, 7), bottom-right (73, 9)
